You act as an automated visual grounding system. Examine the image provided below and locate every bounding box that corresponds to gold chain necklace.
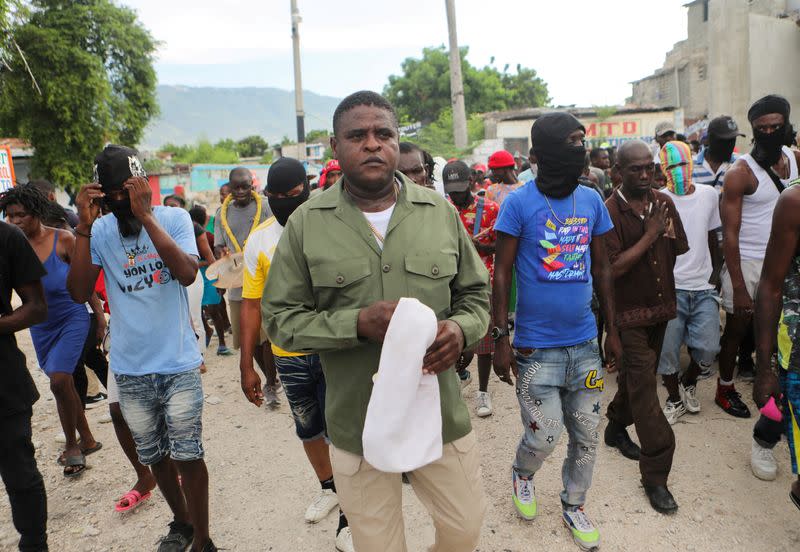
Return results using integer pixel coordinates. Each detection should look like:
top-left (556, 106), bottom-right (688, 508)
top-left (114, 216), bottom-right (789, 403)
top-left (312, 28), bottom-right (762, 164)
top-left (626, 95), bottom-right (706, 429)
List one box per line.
top-left (543, 191), bottom-right (576, 226)
top-left (220, 191), bottom-right (262, 253)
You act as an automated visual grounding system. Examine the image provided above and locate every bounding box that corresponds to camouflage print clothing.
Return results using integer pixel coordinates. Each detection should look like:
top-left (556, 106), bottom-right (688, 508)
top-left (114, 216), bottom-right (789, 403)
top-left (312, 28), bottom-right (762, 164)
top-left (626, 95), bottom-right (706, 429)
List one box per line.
top-left (778, 255), bottom-right (800, 374)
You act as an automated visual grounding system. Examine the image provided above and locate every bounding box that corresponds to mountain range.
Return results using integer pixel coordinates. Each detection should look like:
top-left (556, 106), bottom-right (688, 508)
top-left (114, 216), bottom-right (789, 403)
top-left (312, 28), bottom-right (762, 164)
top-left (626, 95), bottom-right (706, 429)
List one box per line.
top-left (141, 85), bottom-right (342, 150)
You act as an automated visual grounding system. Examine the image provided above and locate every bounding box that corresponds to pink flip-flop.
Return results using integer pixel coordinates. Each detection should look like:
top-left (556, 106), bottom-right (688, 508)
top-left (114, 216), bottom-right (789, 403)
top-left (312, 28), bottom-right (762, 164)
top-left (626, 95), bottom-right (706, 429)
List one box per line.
top-left (115, 489), bottom-right (152, 513)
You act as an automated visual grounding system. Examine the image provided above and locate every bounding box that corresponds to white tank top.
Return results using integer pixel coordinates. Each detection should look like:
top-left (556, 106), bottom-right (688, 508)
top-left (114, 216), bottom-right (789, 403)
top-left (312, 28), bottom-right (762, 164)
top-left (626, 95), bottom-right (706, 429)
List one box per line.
top-left (739, 146), bottom-right (798, 260)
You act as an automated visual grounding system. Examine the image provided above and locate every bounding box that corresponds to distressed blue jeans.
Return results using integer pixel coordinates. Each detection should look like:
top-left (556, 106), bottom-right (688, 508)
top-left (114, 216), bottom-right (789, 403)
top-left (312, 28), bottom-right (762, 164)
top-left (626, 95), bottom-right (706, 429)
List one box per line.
top-left (513, 338), bottom-right (604, 507)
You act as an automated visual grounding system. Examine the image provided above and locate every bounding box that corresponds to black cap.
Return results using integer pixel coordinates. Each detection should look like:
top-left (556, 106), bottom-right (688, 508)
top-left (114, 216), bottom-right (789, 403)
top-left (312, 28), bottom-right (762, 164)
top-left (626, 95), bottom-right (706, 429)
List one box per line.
top-left (707, 116), bottom-right (744, 140)
top-left (93, 145), bottom-right (146, 192)
top-left (442, 160), bottom-right (471, 193)
top-left (267, 157), bottom-right (307, 194)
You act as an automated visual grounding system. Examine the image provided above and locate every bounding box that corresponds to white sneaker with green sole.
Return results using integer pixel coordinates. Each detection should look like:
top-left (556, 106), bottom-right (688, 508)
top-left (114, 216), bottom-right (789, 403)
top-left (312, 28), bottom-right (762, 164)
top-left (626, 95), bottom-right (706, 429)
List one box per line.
top-left (562, 507), bottom-right (600, 550)
top-left (511, 469), bottom-right (537, 520)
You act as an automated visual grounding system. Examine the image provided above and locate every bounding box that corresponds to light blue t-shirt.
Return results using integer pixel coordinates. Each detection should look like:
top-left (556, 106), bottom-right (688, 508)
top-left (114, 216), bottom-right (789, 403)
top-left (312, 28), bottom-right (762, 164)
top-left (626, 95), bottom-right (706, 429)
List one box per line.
top-left (495, 181), bottom-right (613, 348)
top-left (90, 206), bottom-right (202, 375)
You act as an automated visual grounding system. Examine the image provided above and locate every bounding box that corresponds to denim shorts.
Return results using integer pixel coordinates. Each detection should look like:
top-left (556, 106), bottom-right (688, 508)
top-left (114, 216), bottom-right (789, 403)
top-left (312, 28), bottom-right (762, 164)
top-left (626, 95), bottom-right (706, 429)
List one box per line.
top-left (658, 289), bottom-right (721, 375)
top-left (114, 369), bottom-right (204, 465)
top-left (273, 354), bottom-right (327, 441)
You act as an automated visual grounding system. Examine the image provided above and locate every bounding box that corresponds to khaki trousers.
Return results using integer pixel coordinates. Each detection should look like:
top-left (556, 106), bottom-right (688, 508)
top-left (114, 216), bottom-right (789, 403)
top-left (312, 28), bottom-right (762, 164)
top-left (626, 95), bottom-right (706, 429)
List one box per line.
top-left (330, 431), bottom-right (486, 552)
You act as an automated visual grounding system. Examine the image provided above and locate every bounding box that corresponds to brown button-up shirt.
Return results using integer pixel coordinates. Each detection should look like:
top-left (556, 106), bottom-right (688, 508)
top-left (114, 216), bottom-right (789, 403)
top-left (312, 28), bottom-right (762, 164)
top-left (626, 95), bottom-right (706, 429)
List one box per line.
top-left (605, 189), bottom-right (689, 329)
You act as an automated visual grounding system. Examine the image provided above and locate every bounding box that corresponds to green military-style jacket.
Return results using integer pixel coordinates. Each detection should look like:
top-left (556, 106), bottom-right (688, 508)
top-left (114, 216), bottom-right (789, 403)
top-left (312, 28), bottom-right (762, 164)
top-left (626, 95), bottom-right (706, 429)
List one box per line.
top-left (262, 172), bottom-right (490, 455)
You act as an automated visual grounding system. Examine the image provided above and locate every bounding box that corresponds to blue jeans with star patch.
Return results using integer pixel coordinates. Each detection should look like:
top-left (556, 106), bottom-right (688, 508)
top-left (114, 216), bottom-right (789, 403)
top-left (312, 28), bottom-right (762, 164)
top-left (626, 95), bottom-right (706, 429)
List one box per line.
top-left (513, 338), bottom-right (604, 507)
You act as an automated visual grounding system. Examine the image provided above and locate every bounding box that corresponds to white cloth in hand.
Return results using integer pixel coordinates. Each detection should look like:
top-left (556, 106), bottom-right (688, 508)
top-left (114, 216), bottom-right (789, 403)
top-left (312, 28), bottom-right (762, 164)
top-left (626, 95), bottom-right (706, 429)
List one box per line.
top-left (362, 297), bottom-right (442, 472)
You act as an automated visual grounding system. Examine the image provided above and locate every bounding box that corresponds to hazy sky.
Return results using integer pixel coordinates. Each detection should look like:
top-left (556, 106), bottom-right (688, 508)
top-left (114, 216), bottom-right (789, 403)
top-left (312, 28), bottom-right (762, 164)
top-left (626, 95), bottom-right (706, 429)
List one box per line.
top-left (124, 0), bottom-right (689, 112)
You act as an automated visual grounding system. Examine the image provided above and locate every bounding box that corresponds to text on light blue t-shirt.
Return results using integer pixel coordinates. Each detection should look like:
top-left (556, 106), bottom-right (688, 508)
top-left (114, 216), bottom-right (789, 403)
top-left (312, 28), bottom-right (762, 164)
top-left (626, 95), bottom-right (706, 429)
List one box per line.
top-left (494, 181), bottom-right (614, 348)
top-left (90, 206), bottom-right (202, 376)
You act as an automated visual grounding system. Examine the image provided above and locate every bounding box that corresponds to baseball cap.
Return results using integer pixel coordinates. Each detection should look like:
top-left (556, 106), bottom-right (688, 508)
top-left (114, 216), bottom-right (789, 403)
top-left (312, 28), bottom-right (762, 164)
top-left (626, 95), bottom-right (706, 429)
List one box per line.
top-left (472, 163), bottom-right (487, 173)
top-left (488, 150), bottom-right (515, 169)
top-left (93, 144), bottom-right (146, 192)
top-left (655, 121), bottom-right (676, 137)
top-left (707, 116), bottom-right (745, 140)
top-left (442, 160), bottom-right (471, 193)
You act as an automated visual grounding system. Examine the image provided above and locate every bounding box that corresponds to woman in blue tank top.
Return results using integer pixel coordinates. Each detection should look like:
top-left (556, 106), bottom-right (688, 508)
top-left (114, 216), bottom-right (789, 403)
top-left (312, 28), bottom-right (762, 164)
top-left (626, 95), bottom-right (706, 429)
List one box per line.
top-left (0, 184), bottom-right (100, 477)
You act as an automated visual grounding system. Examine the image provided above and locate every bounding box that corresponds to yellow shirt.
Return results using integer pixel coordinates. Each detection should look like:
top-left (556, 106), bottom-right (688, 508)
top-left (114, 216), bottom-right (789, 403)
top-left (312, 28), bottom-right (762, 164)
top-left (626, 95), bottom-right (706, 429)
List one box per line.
top-left (242, 217), bottom-right (304, 357)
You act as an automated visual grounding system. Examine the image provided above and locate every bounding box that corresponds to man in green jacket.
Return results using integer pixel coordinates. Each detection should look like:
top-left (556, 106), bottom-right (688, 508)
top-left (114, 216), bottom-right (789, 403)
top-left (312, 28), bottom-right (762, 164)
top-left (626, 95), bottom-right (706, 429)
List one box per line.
top-left (262, 91), bottom-right (490, 552)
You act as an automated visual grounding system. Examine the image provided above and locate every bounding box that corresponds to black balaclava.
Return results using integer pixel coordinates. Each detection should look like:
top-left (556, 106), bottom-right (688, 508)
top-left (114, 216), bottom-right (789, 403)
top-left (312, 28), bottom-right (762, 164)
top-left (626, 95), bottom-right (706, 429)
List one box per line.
top-left (532, 112), bottom-right (587, 198)
top-left (448, 190), bottom-right (473, 209)
top-left (94, 144), bottom-right (146, 235)
top-left (748, 94), bottom-right (791, 167)
top-left (267, 157), bottom-right (309, 226)
top-left (707, 137), bottom-right (736, 164)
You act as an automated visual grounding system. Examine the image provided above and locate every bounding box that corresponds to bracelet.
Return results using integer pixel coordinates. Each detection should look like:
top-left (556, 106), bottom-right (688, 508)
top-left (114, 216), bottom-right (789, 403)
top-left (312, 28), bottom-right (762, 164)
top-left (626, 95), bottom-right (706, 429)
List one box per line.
top-left (75, 228), bottom-right (92, 239)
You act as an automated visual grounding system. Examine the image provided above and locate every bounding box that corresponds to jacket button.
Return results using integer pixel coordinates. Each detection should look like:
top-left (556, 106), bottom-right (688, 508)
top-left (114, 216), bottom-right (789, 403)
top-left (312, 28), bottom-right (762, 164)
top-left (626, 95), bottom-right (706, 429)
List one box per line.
top-left (335, 275), bottom-right (344, 284)
top-left (382, 264), bottom-right (391, 273)
top-left (431, 266), bottom-right (440, 275)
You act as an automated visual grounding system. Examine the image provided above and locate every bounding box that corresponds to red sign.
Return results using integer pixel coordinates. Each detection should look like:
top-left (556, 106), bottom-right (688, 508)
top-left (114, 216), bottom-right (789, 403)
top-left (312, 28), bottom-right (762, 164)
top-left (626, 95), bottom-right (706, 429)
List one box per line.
top-left (584, 121), bottom-right (639, 138)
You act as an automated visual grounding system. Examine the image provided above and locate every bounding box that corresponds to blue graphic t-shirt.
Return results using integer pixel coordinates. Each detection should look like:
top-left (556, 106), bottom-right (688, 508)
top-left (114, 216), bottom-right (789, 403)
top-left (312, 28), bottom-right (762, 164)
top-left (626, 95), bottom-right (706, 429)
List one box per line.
top-left (90, 206), bottom-right (202, 375)
top-left (495, 182), bottom-right (613, 348)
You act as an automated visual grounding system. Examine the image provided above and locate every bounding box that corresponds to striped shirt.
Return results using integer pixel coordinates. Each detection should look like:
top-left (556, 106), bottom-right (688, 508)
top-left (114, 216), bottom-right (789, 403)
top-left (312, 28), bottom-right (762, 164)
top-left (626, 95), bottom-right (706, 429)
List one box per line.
top-left (692, 149), bottom-right (737, 190)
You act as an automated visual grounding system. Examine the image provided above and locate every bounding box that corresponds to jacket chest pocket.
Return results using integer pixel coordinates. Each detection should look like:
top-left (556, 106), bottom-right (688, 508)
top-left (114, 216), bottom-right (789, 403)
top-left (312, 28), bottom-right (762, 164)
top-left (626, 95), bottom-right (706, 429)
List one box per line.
top-left (309, 257), bottom-right (372, 309)
top-left (404, 253), bottom-right (458, 317)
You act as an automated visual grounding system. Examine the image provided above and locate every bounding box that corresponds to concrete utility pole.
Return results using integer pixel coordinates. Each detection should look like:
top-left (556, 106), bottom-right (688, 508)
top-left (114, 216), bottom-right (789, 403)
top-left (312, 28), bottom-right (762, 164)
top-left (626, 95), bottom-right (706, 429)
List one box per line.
top-left (290, 0), bottom-right (306, 160)
top-left (445, 0), bottom-right (468, 149)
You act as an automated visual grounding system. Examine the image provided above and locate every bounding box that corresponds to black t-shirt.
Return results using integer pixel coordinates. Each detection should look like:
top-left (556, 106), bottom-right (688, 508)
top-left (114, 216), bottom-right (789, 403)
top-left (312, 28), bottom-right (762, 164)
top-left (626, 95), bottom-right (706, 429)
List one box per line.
top-left (0, 221), bottom-right (46, 416)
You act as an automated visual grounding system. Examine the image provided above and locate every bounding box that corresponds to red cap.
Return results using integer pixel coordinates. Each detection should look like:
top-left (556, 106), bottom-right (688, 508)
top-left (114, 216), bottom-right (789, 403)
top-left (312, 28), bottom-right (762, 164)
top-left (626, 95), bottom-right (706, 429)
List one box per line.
top-left (324, 159), bottom-right (341, 172)
top-left (472, 163), bottom-right (487, 173)
top-left (488, 150), bottom-right (515, 169)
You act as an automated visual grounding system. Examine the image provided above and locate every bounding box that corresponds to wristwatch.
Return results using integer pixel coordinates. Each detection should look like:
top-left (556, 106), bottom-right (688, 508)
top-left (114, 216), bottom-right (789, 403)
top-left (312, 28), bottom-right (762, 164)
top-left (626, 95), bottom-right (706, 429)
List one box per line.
top-left (491, 326), bottom-right (510, 341)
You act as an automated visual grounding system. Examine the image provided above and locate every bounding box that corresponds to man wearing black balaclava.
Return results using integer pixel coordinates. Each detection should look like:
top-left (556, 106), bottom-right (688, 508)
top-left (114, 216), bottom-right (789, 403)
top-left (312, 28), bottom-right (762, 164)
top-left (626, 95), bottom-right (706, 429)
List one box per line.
top-left (717, 95), bottom-right (800, 479)
top-left (68, 145), bottom-right (218, 552)
top-left (492, 112), bottom-right (621, 550)
top-left (237, 157), bottom-right (354, 551)
top-left (693, 115), bottom-right (744, 190)
top-left (718, 96), bottom-right (800, 405)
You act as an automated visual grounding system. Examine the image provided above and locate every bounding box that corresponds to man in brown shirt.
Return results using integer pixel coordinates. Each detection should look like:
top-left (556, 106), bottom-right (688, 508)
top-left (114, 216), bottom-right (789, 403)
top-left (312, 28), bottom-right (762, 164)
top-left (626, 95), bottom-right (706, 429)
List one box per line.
top-left (603, 140), bottom-right (688, 515)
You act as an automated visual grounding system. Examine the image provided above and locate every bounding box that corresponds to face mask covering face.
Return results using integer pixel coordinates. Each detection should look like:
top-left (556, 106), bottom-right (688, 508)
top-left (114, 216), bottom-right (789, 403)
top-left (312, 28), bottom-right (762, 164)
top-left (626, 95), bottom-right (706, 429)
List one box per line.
top-left (659, 141), bottom-right (694, 196)
top-left (747, 94), bottom-right (791, 167)
top-left (268, 187), bottom-right (309, 226)
top-left (531, 112), bottom-right (587, 199)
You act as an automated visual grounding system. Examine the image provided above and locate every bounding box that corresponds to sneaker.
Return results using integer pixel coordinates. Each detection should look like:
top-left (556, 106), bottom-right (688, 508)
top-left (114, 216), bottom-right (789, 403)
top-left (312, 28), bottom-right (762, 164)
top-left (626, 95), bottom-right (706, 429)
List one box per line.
top-left (679, 383), bottom-right (701, 413)
top-left (85, 392), bottom-right (107, 410)
top-left (696, 364), bottom-right (714, 380)
top-left (335, 527), bottom-right (355, 552)
top-left (459, 369), bottom-right (472, 390)
top-left (750, 438), bottom-right (778, 481)
top-left (715, 381), bottom-right (751, 418)
top-left (511, 469), bottom-right (537, 520)
top-left (305, 488), bottom-right (339, 523)
top-left (262, 384), bottom-right (281, 408)
top-left (156, 521), bottom-right (193, 552)
top-left (216, 346), bottom-right (235, 356)
top-left (476, 391), bottom-right (493, 417)
top-left (663, 399), bottom-right (686, 425)
top-left (562, 507), bottom-right (600, 550)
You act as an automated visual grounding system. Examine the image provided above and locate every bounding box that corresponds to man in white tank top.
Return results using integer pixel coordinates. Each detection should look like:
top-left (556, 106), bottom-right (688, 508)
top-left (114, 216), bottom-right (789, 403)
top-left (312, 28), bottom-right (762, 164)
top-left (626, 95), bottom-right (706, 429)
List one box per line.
top-left (719, 95), bottom-right (800, 424)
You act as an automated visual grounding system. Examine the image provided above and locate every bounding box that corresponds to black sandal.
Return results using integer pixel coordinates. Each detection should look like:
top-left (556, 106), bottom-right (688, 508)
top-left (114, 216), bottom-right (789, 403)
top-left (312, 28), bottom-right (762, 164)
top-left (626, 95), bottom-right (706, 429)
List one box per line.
top-left (63, 454), bottom-right (86, 478)
top-left (791, 491), bottom-right (800, 511)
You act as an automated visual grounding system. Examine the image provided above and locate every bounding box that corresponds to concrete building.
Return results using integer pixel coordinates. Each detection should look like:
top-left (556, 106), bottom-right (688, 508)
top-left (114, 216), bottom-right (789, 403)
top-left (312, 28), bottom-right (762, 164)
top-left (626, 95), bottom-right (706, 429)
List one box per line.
top-left (630, 0), bottom-right (800, 144)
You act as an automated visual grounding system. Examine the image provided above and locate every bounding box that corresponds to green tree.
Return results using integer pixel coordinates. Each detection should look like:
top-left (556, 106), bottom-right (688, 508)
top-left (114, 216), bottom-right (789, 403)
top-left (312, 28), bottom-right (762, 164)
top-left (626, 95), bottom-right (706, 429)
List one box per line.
top-left (0, 0), bottom-right (158, 189)
top-left (305, 129), bottom-right (330, 143)
top-left (384, 46), bottom-right (549, 124)
top-left (166, 140), bottom-right (239, 164)
top-left (501, 64), bottom-right (550, 110)
top-left (236, 135), bottom-right (269, 157)
top-left (414, 108), bottom-right (485, 160)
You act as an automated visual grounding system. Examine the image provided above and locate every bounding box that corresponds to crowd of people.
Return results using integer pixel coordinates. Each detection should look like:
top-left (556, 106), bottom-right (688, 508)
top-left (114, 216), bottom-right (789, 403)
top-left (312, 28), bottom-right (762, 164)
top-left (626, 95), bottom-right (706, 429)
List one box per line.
top-left (0, 89), bottom-right (799, 552)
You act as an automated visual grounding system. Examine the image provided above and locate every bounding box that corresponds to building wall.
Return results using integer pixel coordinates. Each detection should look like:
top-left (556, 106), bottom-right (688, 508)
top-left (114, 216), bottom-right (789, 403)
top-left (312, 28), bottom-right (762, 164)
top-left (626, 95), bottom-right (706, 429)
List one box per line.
top-left (495, 109), bottom-right (681, 149)
top-left (747, 13), bottom-right (800, 128)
